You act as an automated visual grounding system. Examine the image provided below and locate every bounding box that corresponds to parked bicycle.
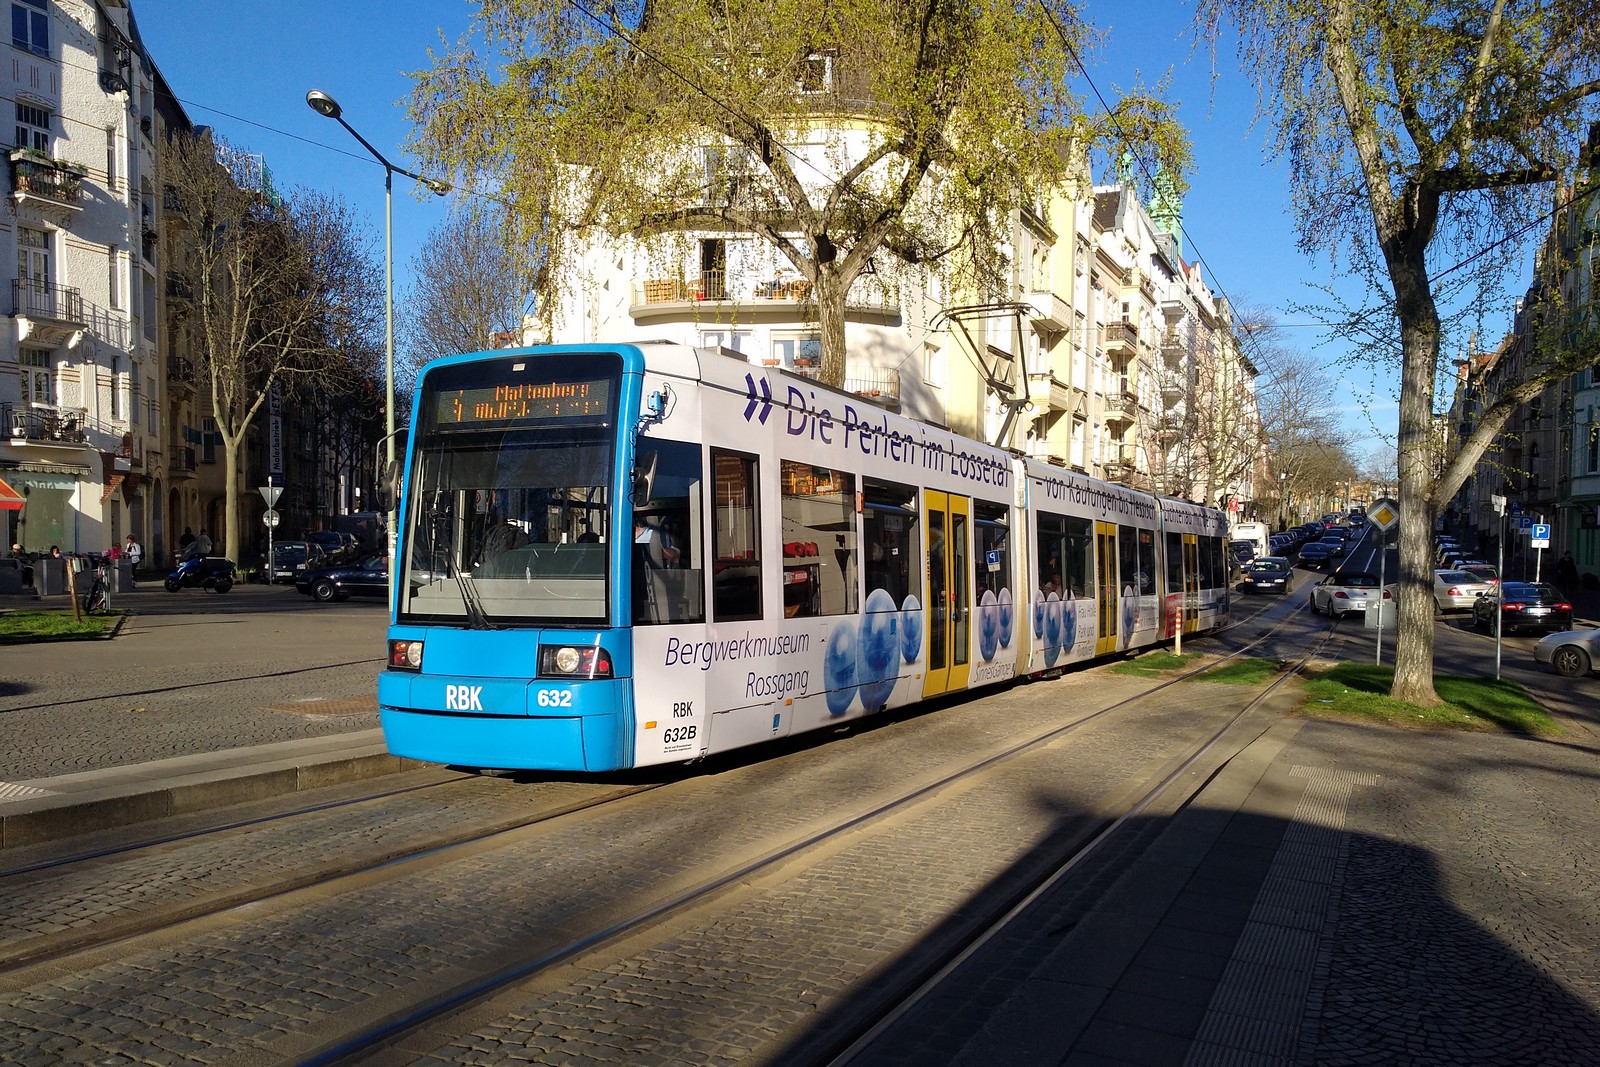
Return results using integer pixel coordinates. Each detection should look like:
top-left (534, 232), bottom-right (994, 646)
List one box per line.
top-left (82, 563), bottom-right (109, 614)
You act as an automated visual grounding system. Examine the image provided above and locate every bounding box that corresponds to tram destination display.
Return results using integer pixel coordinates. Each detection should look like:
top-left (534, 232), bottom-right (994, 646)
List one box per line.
top-left (435, 376), bottom-right (613, 426)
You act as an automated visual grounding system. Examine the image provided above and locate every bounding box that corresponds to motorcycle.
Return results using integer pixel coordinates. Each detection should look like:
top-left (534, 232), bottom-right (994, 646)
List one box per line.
top-left (164, 555), bottom-right (238, 594)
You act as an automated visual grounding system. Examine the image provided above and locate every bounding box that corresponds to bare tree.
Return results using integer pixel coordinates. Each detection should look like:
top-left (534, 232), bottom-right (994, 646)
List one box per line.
top-left (401, 204), bottom-right (534, 381)
top-left (166, 132), bottom-right (383, 559)
top-left (1197, 0), bottom-right (1600, 703)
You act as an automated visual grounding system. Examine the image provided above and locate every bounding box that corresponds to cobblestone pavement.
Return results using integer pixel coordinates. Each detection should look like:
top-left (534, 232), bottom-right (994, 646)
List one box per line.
top-left (0, 585), bottom-right (384, 780)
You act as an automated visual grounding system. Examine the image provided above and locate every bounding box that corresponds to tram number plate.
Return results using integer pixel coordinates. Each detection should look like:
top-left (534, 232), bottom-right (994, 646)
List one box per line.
top-left (535, 689), bottom-right (574, 708)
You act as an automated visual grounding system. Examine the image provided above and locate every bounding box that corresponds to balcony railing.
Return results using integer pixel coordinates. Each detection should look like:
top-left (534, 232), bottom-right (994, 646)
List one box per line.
top-left (170, 446), bottom-right (197, 473)
top-left (8, 153), bottom-right (85, 206)
top-left (1100, 322), bottom-right (1139, 358)
top-left (843, 368), bottom-right (900, 401)
top-left (635, 271), bottom-right (900, 313)
top-left (6, 403), bottom-right (90, 445)
top-left (12, 279), bottom-right (85, 324)
top-left (1103, 389), bottom-right (1138, 422)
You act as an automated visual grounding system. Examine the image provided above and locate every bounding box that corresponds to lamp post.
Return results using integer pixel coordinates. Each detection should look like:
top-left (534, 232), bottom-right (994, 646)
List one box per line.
top-left (1278, 471), bottom-right (1287, 532)
top-left (306, 89), bottom-right (449, 613)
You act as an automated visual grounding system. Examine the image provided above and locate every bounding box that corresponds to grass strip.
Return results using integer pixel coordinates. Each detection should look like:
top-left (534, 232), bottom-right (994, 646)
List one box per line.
top-left (1300, 662), bottom-right (1556, 735)
top-left (1108, 650), bottom-right (1204, 677)
top-left (0, 609), bottom-right (121, 643)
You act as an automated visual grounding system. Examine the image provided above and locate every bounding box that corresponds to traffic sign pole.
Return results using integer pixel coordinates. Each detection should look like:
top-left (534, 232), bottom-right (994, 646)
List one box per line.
top-left (260, 486), bottom-right (283, 587)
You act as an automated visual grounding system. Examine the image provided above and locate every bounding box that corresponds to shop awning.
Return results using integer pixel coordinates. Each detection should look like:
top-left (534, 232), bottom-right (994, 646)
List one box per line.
top-left (0, 475), bottom-right (22, 511)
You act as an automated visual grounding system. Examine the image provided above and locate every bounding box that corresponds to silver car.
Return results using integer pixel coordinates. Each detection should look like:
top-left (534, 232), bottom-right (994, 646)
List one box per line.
top-left (1533, 629), bottom-right (1600, 678)
top-left (1433, 568), bottom-right (1494, 614)
top-left (1310, 571), bottom-right (1392, 617)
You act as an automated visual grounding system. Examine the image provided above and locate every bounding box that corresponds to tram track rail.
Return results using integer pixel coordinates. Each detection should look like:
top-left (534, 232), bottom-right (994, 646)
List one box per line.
top-left (0, 591), bottom-right (1320, 988)
top-left (284, 615), bottom-right (1333, 1065)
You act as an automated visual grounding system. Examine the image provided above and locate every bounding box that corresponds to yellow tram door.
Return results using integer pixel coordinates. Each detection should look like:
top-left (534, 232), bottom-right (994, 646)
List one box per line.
top-left (1181, 535), bottom-right (1200, 633)
top-left (1095, 521), bottom-right (1119, 656)
top-left (923, 491), bottom-right (971, 697)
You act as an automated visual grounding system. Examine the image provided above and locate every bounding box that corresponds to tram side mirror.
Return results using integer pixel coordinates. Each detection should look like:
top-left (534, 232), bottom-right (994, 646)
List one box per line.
top-left (373, 459), bottom-right (401, 511)
top-left (631, 450), bottom-right (659, 508)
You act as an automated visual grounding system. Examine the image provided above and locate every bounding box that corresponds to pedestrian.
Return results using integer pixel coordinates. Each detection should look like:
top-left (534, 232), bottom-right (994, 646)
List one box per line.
top-left (124, 533), bottom-right (142, 587)
top-left (1557, 551), bottom-right (1579, 593)
top-left (194, 528), bottom-right (213, 557)
top-left (48, 545), bottom-right (61, 559)
top-left (177, 526), bottom-right (195, 562)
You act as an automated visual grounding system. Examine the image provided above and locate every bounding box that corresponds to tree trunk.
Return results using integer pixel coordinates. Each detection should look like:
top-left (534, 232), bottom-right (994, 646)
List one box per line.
top-left (1389, 256), bottom-right (1443, 706)
top-left (222, 433), bottom-right (242, 568)
top-left (814, 267), bottom-right (849, 389)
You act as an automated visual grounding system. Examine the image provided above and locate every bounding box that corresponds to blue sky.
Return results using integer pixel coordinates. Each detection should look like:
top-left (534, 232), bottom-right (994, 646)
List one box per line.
top-left (133, 1), bottom-right (1405, 458)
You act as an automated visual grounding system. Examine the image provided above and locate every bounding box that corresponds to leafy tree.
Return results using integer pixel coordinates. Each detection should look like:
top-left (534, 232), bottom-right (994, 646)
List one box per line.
top-left (1196, 0), bottom-right (1600, 703)
top-left (407, 0), bottom-right (1191, 387)
top-left (401, 204), bottom-right (535, 382)
top-left (166, 132), bottom-right (383, 560)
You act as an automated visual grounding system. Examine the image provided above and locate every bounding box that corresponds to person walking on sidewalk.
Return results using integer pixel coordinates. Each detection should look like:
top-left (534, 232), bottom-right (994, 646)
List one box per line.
top-left (124, 533), bottom-right (142, 587)
top-left (1557, 551), bottom-right (1579, 594)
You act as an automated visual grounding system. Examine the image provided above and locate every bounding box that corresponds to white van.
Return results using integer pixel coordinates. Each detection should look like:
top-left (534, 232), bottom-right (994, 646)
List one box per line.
top-left (1229, 521), bottom-right (1271, 559)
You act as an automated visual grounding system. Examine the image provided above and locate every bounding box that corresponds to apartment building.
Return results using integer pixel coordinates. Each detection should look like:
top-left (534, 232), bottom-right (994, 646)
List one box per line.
top-left (1, 0), bottom-right (159, 557)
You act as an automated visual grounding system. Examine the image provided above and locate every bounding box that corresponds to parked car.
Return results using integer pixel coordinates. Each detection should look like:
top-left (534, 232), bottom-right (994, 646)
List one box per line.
top-left (303, 530), bottom-right (357, 565)
top-left (1533, 628), bottom-right (1600, 677)
top-left (1310, 571), bottom-right (1392, 617)
top-left (263, 540), bottom-right (326, 584)
top-left (1240, 556), bottom-right (1294, 595)
top-left (1471, 582), bottom-right (1573, 635)
top-left (1459, 563), bottom-right (1500, 588)
top-left (1433, 569), bottom-right (1495, 614)
top-left (1297, 541), bottom-right (1334, 568)
top-left (295, 554), bottom-right (390, 602)
top-left (1229, 540), bottom-right (1257, 565)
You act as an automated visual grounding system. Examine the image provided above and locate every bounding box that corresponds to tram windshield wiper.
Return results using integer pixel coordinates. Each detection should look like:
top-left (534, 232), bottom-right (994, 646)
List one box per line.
top-left (453, 568), bottom-right (497, 630)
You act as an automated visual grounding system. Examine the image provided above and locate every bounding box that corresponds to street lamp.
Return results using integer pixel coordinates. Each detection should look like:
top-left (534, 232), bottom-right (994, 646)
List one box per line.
top-left (306, 89), bottom-right (449, 613)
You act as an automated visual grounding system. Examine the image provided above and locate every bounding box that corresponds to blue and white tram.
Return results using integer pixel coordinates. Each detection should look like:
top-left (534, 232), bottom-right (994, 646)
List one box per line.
top-left (377, 342), bottom-right (1229, 772)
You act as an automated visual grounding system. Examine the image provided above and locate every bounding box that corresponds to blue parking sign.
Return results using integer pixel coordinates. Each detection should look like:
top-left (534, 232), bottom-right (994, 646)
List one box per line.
top-left (1517, 516), bottom-right (1533, 530)
top-left (1531, 523), bottom-right (1551, 539)
top-left (1509, 501), bottom-right (1523, 516)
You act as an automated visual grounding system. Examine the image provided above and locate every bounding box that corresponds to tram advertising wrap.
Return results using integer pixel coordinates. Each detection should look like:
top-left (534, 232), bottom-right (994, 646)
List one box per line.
top-left (376, 342), bottom-right (1228, 772)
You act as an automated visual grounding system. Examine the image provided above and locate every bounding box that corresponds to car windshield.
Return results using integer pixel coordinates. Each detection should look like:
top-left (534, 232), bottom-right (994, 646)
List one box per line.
top-left (1501, 582), bottom-right (1555, 602)
top-left (1437, 571), bottom-right (1475, 584)
top-left (1249, 558), bottom-right (1287, 571)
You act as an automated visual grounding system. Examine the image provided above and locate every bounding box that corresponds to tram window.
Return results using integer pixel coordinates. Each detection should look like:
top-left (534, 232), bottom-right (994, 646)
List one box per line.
top-left (863, 477), bottom-right (917, 604)
top-left (780, 460), bottom-right (857, 617)
top-left (1118, 525), bottom-right (1139, 595)
top-left (1165, 531), bottom-right (1183, 593)
top-left (711, 449), bottom-right (762, 621)
top-left (1035, 512), bottom-right (1093, 600)
top-left (974, 502), bottom-right (1008, 600)
top-left (1199, 536), bottom-right (1224, 590)
top-left (634, 439), bottom-right (705, 626)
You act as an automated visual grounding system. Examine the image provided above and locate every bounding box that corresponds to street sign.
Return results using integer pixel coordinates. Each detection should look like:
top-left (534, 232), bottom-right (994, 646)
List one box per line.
top-left (263, 509), bottom-right (281, 529)
top-left (259, 485), bottom-right (282, 508)
top-left (1531, 522), bottom-right (1550, 549)
top-left (1510, 500), bottom-right (1523, 516)
top-left (1368, 497), bottom-right (1400, 531)
top-left (1517, 515), bottom-right (1534, 531)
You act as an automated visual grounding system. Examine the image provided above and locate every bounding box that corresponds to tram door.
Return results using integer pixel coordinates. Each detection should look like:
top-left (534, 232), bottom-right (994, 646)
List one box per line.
top-left (1181, 535), bottom-right (1200, 633)
top-left (1095, 521), bottom-right (1119, 655)
top-left (923, 491), bottom-right (971, 697)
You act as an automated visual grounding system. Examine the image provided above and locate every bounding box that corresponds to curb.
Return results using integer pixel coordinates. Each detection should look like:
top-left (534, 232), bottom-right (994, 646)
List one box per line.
top-left (0, 731), bottom-right (424, 850)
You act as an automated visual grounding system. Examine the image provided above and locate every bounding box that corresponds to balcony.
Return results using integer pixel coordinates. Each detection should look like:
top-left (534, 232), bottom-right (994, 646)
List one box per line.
top-left (631, 270), bottom-right (901, 322)
top-left (170, 445), bottom-right (197, 476)
top-left (1102, 389), bottom-right (1138, 424)
top-left (8, 151), bottom-right (85, 216)
top-left (1101, 449), bottom-right (1138, 484)
top-left (1025, 289), bottom-right (1071, 331)
top-left (12, 280), bottom-right (88, 347)
top-left (843, 368), bottom-right (901, 405)
top-left (6, 403), bottom-right (90, 447)
top-left (1100, 322), bottom-right (1139, 361)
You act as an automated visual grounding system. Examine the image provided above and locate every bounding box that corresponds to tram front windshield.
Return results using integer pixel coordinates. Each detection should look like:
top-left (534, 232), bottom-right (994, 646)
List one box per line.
top-left (399, 354), bottom-right (620, 627)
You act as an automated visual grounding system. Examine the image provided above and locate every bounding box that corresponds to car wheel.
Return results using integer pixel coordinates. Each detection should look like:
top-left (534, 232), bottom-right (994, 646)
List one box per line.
top-left (1551, 646), bottom-right (1591, 678)
top-left (312, 578), bottom-right (338, 603)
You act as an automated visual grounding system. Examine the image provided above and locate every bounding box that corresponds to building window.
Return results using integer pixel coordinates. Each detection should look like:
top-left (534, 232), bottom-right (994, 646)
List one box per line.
top-left (105, 126), bottom-right (117, 191)
top-left (19, 347), bottom-right (51, 405)
top-left (771, 332), bottom-right (821, 373)
top-left (1588, 421), bottom-right (1599, 474)
top-left (108, 246), bottom-right (120, 308)
top-left (14, 100), bottom-right (48, 151)
top-left (797, 51), bottom-right (832, 93)
top-left (201, 416), bottom-right (217, 464)
top-left (924, 341), bottom-right (945, 386)
top-left (11, 0), bottom-right (47, 56)
top-left (699, 330), bottom-right (751, 355)
top-left (17, 225), bottom-right (50, 304)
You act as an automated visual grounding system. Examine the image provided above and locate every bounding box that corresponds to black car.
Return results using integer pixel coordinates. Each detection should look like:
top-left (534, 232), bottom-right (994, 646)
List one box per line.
top-left (295, 553), bottom-right (389, 602)
top-left (1240, 556), bottom-right (1293, 594)
top-left (1471, 582), bottom-right (1573, 635)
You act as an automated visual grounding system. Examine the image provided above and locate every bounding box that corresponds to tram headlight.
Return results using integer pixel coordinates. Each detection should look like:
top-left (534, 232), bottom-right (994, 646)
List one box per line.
top-left (539, 644), bottom-right (613, 679)
top-left (388, 639), bottom-right (424, 671)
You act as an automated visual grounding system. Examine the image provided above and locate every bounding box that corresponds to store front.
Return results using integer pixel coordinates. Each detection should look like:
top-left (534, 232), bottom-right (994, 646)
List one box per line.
top-left (3, 463), bottom-right (89, 553)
